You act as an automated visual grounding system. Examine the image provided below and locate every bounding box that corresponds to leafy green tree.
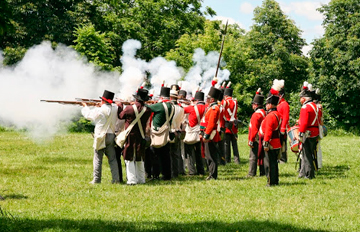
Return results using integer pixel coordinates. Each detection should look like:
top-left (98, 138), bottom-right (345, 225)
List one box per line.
top-left (310, 0), bottom-right (360, 131)
top-left (235, 0), bottom-right (309, 121)
top-left (73, 23), bottom-right (116, 71)
top-left (0, 0), bottom-right (13, 36)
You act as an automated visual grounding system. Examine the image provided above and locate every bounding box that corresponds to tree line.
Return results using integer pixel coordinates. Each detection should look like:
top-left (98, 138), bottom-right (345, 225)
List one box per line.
top-left (0, 0), bottom-right (359, 133)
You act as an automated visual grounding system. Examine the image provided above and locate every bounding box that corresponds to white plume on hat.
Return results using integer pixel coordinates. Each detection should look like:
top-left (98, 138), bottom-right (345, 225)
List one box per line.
top-left (303, 81), bottom-right (309, 89)
top-left (271, 79), bottom-right (283, 91)
top-left (308, 83), bottom-right (313, 92)
top-left (279, 79), bottom-right (285, 89)
top-left (315, 88), bottom-right (320, 95)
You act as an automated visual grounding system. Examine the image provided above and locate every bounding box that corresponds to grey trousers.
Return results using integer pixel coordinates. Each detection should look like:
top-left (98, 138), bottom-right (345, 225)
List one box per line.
top-left (224, 133), bottom-right (240, 164)
top-left (299, 137), bottom-right (318, 179)
top-left (92, 133), bottom-right (119, 183)
top-left (185, 141), bottom-right (204, 175)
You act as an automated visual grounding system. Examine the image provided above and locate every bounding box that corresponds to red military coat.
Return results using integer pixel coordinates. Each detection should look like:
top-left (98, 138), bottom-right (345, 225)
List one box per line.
top-left (184, 102), bottom-right (206, 127)
top-left (203, 102), bottom-right (221, 142)
top-left (277, 98), bottom-right (290, 133)
top-left (260, 108), bottom-right (282, 149)
top-left (222, 97), bottom-right (238, 134)
top-left (299, 101), bottom-right (320, 138)
top-left (248, 107), bottom-right (266, 143)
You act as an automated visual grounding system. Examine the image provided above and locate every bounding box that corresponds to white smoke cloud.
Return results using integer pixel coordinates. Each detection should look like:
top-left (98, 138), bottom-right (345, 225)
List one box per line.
top-left (0, 39), bottom-right (231, 141)
top-left (183, 48), bottom-right (230, 96)
top-left (0, 50), bottom-right (3, 68)
top-left (0, 41), bottom-right (119, 141)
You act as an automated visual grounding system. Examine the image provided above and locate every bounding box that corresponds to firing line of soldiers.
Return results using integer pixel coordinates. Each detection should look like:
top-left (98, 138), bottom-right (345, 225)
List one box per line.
top-left (80, 77), bottom-right (324, 186)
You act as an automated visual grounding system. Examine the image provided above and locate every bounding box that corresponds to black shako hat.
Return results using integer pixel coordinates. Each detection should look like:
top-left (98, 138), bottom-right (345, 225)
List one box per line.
top-left (178, 90), bottom-right (187, 98)
top-left (299, 81), bottom-right (313, 98)
top-left (100, 90), bottom-right (115, 103)
top-left (133, 88), bottom-right (149, 102)
top-left (266, 92), bottom-right (280, 105)
top-left (160, 86), bottom-right (170, 98)
top-left (223, 81), bottom-right (233, 97)
top-left (208, 86), bottom-right (221, 100)
top-left (252, 88), bottom-right (264, 105)
top-left (194, 91), bottom-right (205, 101)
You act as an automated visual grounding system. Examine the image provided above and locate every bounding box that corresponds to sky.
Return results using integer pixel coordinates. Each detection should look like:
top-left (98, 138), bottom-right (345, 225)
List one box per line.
top-left (202, 0), bottom-right (331, 56)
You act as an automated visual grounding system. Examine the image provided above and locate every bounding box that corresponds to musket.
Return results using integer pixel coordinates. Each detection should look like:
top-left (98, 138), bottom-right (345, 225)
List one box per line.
top-left (40, 100), bottom-right (100, 106)
top-left (77, 97), bottom-right (156, 105)
top-left (215, 20), bottom-right (229, 78)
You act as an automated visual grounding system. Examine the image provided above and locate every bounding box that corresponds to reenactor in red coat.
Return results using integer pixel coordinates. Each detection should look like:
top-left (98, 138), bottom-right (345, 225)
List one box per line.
top-left (183, 90), bottom-right (206, 175)
top-left (247, 88), bottom-right (266, 177)
top-left (260, 91), bottom-right (282, 186)
top-left (276, 80), bottom-right (290, 163)
top-left (222, 82), bottom-right (240, 164)
top-left (298, 82), bottom-right (320, 179)
top-left (202, 86), bottom-right (222, 180)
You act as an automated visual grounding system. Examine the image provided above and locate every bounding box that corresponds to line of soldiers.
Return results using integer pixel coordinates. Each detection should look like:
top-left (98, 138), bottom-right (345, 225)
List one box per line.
top-left (247, 80), bottom-right (324, 186)
top-left (81, 78), bottom-right (323, 186)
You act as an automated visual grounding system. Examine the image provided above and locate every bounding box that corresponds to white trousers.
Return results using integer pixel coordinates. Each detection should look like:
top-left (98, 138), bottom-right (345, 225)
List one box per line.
top-left (125, 160), bottom-right (145, 185)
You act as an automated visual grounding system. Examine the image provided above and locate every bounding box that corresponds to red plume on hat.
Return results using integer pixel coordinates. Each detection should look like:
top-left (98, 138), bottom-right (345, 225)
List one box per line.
top-left (211, 77), bottom-right (218, 87)
top-left (226, 81), bottom-right (231, 88)
top-left (256, 88), bottom-right (262, 95)
top-left (161, 80), bottom-right (165, 87)
top-left (140, 82), bottom-right (145, 89)
top-left (221, 82), bottom-right (226, 89)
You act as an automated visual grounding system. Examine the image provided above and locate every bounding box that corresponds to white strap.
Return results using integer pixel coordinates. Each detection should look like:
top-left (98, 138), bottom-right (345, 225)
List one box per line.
top-left (194, 105), bottom-right (201, 125)
top-left (308, 103), bottom-right (318, 126)
top-left (133, 105), bottom-right (147, 139)
top-left (162, 102), bottom-right (174, 127)
top-left (124, 105), bottom-right (147, 136)
top-left (256, 109), bottom-right (265, 118)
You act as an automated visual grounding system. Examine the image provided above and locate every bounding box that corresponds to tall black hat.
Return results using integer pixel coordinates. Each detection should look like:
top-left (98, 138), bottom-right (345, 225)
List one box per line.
top-left (266, 93), bottom-right (280, 105)
top-left (208, 86), bottom-right (221, 100)
top-left (100, 90), bottom-right (114, 103)
top-left (252, 88), bottom-right (264, 105)
top-left (133, 88), bottom-right (150, 102)
top-left (218, 82), bottom-right (226, 101)
top-left (299, 81), bottom-right (313, 98)
top-left (160, 86), bottom-right (170, 98)
top-left (178, 90), bottom-right (187, 98)
top-left (223, 81), bottom-right (233, 97)
top-left (194, 91), bottom-right (205, 101)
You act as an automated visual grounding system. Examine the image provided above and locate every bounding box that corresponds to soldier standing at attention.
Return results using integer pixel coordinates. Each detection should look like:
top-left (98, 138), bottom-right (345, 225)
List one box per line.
top-left (247, 88), bottom-right (266, 177)
top-left (277, 80), bottom-right (290, 163)
top-left (260, 90), bottom-right (282, 186)
top-left (222, 82), bottom-right (240, 164)
top-left (202, 85), bottom-right (222, 180)
top-left (298, 82), bottom-right (320, 179)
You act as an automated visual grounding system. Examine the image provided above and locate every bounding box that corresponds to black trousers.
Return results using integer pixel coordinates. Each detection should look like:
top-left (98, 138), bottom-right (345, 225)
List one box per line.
top-left (224, 133), bottom-right (240, 163)
top-left (154, 143), bottom-right (171, 180)
top-left (185, 141), bottom-right (204, 175)
top-left (216, 140), bottom-right (226, 165)
top-left (248, 141), bottom-right (264, 176)
top-left (264, 149), bottom-right (280, 186)
top-left (205, 141), bottom-right (218, 179)
top-left (144, 146), bottom-right (160, 179)
top-left (299, 137), bottom-right (318, 179)
top-left (170, 136), bottom-right (181, 178)
top-left (115, 145), bottom-right (123, 182)
top-left (279, 132), bottom-right (288, 162)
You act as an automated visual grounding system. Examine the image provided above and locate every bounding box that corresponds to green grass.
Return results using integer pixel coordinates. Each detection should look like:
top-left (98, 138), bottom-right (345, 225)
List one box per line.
top-left (0, 132), bottom-right (359, 232)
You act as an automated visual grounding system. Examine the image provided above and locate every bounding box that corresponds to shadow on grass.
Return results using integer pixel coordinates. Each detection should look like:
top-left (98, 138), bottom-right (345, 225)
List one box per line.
top-left (0, 194), bottom-right (28, 200)
top-left (0, 217), bottom-right (330, 232)
top-left (317, 165), bottom-right (350, 179)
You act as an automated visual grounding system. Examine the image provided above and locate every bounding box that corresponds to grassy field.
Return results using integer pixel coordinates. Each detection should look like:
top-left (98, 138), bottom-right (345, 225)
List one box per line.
top-left (0, 131), bottom-right (359, 232)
